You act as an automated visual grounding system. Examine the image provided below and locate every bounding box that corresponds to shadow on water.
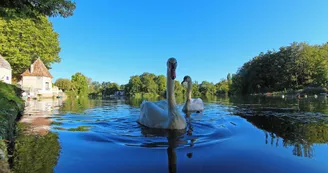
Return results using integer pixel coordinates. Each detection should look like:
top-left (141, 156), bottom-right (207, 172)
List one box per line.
top-left (214, 95), bottom-right (328, 158)
top-left (139, 127), bottom-right (186, 173)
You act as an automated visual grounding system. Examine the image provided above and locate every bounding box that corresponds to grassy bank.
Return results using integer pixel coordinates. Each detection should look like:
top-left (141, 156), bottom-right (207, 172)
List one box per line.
top-left (0, 82), bottom-right (24, 172)
top-left (250, 87), bottom-right (328, 97)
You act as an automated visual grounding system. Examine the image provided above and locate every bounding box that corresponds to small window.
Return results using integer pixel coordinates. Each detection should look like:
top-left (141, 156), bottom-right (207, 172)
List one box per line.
top-left (6, 76), bottom-right (9, 80)
top-left (45, 82), bottom-right (50, 90)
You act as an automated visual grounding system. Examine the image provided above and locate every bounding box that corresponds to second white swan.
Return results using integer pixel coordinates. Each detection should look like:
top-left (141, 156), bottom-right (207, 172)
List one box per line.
top-left (138, 58), bottom-right (186, 130)
top-left (181, 76), bottom-right (204, 113)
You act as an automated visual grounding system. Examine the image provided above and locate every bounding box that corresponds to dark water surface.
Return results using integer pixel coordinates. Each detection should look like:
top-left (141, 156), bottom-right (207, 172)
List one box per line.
top-left (17, 96), bottom-right (328, 173)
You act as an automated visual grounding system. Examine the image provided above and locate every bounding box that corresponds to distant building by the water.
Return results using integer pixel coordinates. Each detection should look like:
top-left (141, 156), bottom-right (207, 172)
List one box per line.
top-left (18, 58), bottom-right (63, 99)
top-left (114, 90), bottom-right (125, 96)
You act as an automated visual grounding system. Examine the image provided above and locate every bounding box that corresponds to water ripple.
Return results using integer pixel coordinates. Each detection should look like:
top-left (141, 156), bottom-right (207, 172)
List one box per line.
top-left (51, 103), bottom-right (233, 149)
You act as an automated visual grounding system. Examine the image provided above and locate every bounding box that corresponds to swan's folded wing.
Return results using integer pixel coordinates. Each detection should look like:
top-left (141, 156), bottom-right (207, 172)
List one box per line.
top-left (192, 98), bottom-right (204, 105)
top-left (191, 98), bottom-right (204, 110)
top-left (139, 101), bottom-right (168, 128)
top-left (154, 100), bottom-right (168, 109)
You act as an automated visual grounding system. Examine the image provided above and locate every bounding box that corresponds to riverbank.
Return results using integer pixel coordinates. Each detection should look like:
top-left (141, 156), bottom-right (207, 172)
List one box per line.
top-left (249, 87), bottom-right (328, 98)
top-left (0, 82), bottom-right (24, 172)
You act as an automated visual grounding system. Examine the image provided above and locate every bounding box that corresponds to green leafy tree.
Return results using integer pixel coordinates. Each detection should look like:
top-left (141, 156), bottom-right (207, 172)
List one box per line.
top-left (92, 81), bottom-right (102, 92)
top-left (215, 79), bottom-right (229, 95)
top-left (0, 13), bottom-right (60, 80)
top-left (199, 81), bottom-right (216, 96)
top-left (0, 0), bottom-right (76, 18)
top-left (54, 78), bottom-right (71, 92)
top-left (231, 42), bottom-right (328, 94)
top-left (174, 80), bottom-right (185, 96)
top-left (227, 73), bottom-right (232, 85)
top-left (120, 84), bottom-right (125, 90)
top-left (192, 81), bottom-right (201, 97)
top-left (71, 72), bottom-right (89, 96)
top-left (102, 82), bottom-right (119, 96)
top-left (88, 81), bottom-right (102, 97)
top-left (125, 75), bottom-right (142, 97)
top-left (140, 73), bottom-right (158, 94)
top-left (155, 75), bottom-right (166, 96)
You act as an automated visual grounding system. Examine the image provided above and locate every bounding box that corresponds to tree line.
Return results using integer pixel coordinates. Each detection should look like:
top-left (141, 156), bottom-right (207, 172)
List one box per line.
top-left (55, 72), bottom-right (233, 98)
top-left (56, 42), bottom-right (328, 98)
top-left (230, 42), bottom-right (328, 95)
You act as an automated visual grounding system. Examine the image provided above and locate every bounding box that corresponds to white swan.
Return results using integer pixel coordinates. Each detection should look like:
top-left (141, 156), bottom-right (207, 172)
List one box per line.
top-left (138, 58), bottom-right (186, 129)
top-left (181, 76), bottom-right (204, 113)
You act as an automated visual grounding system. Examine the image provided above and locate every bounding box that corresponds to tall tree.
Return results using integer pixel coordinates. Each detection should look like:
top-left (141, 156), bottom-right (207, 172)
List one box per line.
top-left (89, 81), bottom-right (102, 96)
top-left (0, 13), bottom-right (60, 80)
top-left (71, 72), bottom-right (89, 96)
top-left (192, 81), bottom-right (201, 97)
top-left (54, 78), bottom-right (71, 91)
top-left (199, 81), bottom-right (216, 96)
top-left (140, 72), bottom-right (158, 94)
top-left (227, 73), bottom-right (232, 84)
top-left (155, 75), bottom-right (166, 96)
top-left (120, 84), bottom-right (125, 90)
top-left (102, 82), bottom-right (119, 96)
top-left (215, 79), bottom-right (229, 95)
top-left (125, 75), bottom-right (142, 96)
top-left (231, 42), bottom-right (328, 94)
top-left (174, 80), bottom-right (185, 96)
top-left (0, 0), bottom-right (76, 18)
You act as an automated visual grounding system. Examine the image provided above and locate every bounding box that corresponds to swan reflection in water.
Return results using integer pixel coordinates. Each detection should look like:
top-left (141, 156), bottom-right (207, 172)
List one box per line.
top-left (140, 112), bottom-right (199, 173)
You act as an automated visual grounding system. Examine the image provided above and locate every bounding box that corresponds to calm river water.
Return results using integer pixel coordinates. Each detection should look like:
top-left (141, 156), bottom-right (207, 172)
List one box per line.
top-left (14, 96), bottom-right (328, 173)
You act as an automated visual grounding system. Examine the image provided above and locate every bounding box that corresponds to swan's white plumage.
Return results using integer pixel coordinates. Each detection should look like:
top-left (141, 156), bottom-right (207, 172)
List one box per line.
top-left (183, 98), bottom-right (204, 112)
top-left (138, 100), bottom-right (186, 129)
top-left (182, 76), bottom-right (205, 113)
top-left (138, 58), bottom-right (186, 130)
top-left (138, 101), bottom-right (169, 128)
top-left (153, 100), bottom-right (168, 110)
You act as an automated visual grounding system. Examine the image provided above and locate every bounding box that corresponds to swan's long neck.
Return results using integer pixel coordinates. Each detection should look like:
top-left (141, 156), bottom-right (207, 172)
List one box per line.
top-left (186, 81), bottom-right (192, 102)
top-left (167, 69), bottom-right (176, 110)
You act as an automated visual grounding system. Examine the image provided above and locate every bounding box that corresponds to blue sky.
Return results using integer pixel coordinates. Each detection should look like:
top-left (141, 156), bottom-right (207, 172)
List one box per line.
top-left (49, 0), bottom-right (328, 85)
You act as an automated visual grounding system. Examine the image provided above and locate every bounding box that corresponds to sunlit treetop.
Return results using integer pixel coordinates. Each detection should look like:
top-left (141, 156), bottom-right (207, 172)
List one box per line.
top-left (0, 0), bottom-right (76, 18)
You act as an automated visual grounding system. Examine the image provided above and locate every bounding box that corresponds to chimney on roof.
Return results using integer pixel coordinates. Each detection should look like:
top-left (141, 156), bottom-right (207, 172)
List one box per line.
top-left (30, 63), bottom-right (34, 73)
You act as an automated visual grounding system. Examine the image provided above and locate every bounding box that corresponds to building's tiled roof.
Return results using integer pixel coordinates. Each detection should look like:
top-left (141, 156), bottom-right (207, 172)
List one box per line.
top-left (21, 58), bottom-right (53, 78)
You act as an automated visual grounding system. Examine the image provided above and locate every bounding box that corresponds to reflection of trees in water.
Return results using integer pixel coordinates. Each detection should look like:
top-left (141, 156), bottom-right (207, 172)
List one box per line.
top-left (240, 114), bottom-right (328, 158)
top-left (126, 95), bottom-right (216, 108)
top-left (214, 95), bottom-right (328, 158)
top-left (225, 95), bottom-right (328, 114)
top-left (60, 97), bottom-right (99, 113)
top-left (12, 132), bottom-right (60, 173)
